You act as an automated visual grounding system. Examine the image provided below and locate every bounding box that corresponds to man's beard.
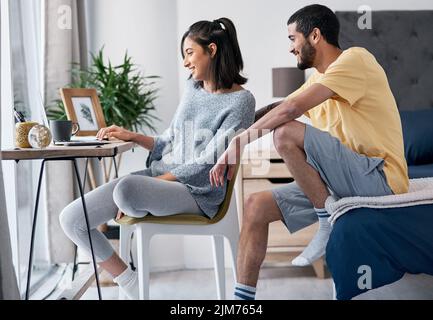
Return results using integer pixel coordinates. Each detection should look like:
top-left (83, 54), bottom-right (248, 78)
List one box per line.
top-left (297, 40), bottom-right (316, 70)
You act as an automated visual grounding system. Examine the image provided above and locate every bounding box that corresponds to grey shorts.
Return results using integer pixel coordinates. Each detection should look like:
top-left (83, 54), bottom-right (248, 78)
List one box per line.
top-left (272, 124), bottom-right (393, 233)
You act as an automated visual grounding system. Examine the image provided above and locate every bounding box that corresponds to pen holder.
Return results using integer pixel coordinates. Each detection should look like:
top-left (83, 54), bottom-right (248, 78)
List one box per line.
top-left (15, 121), bottom-right (38, 148)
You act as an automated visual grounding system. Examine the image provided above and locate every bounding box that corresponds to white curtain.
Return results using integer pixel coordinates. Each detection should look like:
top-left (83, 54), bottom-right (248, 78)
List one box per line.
top-left (0, 109), bottom-right (20, 301)
top-left (7, 0), bottom-right (76, 269)
top-left (0, 0), bottom-right (20, 300)
top-left (8, 0), bottom-right (47, 291)
top-left (43, 0), bottom-right (88, 263)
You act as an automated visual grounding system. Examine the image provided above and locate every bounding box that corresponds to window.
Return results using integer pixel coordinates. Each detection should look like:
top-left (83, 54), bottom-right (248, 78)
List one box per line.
top-left (1, 0), bottom-right (52, 297)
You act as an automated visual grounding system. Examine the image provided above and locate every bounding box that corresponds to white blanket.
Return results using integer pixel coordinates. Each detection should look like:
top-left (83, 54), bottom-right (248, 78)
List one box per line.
top-left (326, 177), bottom-right (433, 225)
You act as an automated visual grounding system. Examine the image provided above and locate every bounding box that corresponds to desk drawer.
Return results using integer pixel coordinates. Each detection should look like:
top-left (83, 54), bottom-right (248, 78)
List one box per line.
top-left (243, 178), bottom-right (291, 195)
top-left (268, 221), bottom-right (318, 247)
top-left (243, 179), bottom-right (317, 247)
top-left (243, 159), bottom-right (292, 179)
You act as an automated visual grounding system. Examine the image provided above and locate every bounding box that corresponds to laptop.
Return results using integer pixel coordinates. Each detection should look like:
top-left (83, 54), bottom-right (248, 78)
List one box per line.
top-left (53, 136), bottom-right (111, 146)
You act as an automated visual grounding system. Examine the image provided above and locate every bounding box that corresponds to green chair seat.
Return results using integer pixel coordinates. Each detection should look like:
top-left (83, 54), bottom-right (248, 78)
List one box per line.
top-left (116, 165), bottom-right (238, 226)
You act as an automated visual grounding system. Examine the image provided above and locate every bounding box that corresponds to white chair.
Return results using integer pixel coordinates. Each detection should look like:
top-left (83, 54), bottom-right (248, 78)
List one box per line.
top-left (116, 166), bottom-right (240, 300)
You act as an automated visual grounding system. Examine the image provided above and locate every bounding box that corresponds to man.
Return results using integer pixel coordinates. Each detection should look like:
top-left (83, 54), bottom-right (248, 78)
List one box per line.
top-left (209, 4), bottom-right (409, 300)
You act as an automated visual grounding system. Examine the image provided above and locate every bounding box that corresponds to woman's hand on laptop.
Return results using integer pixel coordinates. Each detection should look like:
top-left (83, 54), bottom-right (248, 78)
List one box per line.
top-left (96, 125), bottom-right (136, 142)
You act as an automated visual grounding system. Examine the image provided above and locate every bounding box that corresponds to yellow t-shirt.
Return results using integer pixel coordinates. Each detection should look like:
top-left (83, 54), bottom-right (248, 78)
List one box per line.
top-left (288, 47), bottom-right (408, 194)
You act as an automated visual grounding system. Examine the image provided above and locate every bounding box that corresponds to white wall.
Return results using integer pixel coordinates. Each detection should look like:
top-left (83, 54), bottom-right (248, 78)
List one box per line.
top-left (88, 0), bottom-right (433, 270)
top-left (87, 0), bottom-right (179, 135)
top-left (176, 0), bottom-right (433, 108)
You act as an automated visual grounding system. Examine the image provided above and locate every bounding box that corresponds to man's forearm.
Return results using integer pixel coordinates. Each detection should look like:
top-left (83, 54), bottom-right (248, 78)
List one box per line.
top-left (254, 100), bottom-right (283, 122)
top-left (231, 84), bottom-right (334, 154)
top-left (238, 100), bottom-right (300, 147)
top-left (132, 133), bottom-right (155, 150)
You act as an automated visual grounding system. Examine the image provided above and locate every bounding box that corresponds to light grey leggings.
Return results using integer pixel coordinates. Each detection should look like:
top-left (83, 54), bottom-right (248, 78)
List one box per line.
top-left (59, 169), bottom-right (204, 262)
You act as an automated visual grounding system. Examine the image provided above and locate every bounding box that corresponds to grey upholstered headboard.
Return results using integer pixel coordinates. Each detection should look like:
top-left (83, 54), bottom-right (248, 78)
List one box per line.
top-left (335, 11), bottom-right (433, 111)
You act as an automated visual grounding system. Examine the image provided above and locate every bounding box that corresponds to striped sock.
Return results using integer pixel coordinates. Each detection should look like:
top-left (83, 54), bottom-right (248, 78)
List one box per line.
top-left (234, 283), bottom-right (256, 300)
top-left (291, 206), bottom-right (332, 267)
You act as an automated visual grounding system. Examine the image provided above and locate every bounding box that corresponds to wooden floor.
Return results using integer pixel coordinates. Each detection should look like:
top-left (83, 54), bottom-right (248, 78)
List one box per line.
top-left (74, 266), bottom-right (433, 300)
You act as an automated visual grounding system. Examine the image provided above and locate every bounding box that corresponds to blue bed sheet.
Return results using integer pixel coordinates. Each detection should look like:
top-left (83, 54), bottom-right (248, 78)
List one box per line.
top-left (409, 164), bottom-right (433, 179)
top-left (326, 204), bottom-right (433, 300)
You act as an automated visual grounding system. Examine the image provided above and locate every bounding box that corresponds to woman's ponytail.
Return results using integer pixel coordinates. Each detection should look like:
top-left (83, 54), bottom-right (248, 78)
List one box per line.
top-left (181, 17), bottom-right (247, 90)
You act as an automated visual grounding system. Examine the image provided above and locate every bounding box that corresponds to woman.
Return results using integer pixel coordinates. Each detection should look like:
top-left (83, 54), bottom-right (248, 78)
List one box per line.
top-left (60, 17), bottom-right (255, 299)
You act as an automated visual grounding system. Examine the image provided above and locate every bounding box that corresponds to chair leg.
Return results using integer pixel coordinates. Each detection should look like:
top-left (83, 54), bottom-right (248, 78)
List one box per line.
top-left (136, 226), bottom-right (151, 300)
top-left (212, 235), bottom-right (226, 300)
top-left (119, 225), bottom-right (133, 263)
top-left (224, 201), bottom-right (240, 293)
top-left (226, 233), bottom-right (238, 284)
top-left (118, 225), bottom-right (133, 300)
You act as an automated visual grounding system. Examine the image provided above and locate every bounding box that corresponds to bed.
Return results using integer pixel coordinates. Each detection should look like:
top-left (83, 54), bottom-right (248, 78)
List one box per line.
top-left (327, 11), bottom-right (433, 300)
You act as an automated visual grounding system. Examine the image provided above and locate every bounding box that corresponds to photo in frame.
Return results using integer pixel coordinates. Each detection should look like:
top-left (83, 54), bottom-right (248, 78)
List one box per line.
top-left (59, 88), bottom-right (107, 136)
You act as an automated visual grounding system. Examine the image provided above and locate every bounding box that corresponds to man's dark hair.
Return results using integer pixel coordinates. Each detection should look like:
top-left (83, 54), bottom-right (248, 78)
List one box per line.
top-left (287, 4), bottom-right (340, 48)
top-left (181, 17), bottom-right (247, 90)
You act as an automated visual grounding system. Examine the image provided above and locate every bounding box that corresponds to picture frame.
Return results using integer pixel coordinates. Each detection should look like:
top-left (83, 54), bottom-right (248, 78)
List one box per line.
top-left (59, 88), bottom-right (107, 136)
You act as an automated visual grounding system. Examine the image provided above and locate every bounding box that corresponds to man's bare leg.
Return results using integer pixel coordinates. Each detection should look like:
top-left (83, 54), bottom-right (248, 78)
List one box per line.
top-left (234, 191), bottom-right (283, 299)
top-left (273, 121), bottom-right (333, 266)
top-left (273, 121), bottom-right (329, 207)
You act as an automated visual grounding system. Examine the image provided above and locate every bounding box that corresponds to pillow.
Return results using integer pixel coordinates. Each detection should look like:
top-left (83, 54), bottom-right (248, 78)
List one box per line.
top-left (400, 110), bottom-right (433, 165)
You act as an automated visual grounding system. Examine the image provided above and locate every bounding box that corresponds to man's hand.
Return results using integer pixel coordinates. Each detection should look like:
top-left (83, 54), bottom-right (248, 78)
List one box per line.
top-left (209, 139), bottom-right (243, 187)
top-left (96, 125), bottom-right (136, 142)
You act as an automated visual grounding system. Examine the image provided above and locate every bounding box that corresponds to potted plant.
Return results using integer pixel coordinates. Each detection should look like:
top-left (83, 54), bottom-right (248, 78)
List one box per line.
top-left (47, 48), bottom-right (160, 134)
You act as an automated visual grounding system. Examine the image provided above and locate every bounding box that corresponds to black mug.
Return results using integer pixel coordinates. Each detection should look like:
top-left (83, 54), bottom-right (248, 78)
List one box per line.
top-left (49, 120), bottom-right (80, 142)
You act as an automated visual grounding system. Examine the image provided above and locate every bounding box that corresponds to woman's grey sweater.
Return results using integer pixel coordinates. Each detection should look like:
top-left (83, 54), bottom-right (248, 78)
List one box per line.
top-left (146, 80), bottom-right (255, 218)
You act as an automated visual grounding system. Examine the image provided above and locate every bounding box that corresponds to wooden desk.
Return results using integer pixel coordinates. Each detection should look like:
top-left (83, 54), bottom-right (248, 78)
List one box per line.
top-left (0, 141), bottom-right (135, 161)
top-left (0, 141), bottom-right (135, 299)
